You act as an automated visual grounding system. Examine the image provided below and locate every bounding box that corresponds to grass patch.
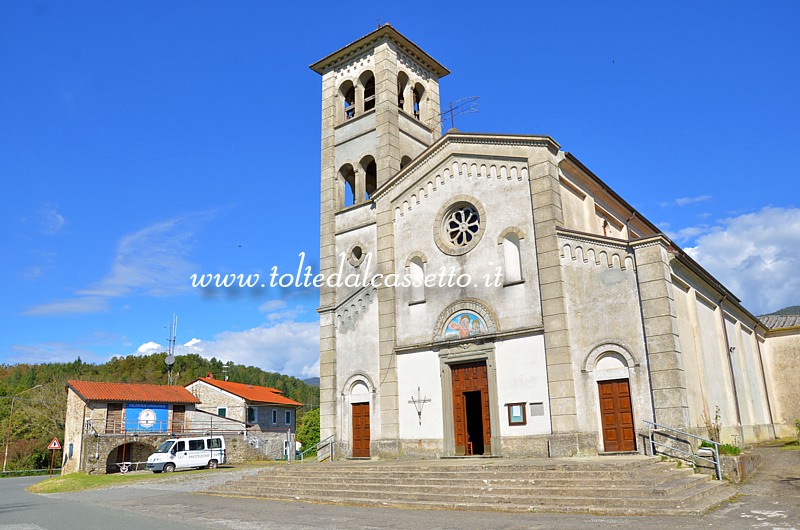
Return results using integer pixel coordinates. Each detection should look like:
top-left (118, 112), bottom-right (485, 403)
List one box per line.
top-left (26, 465), bottom-right (248, 494)
top-left (780, 441), bottom-right (800, 451)
top-left (28, 472), bottom-right (163, 493)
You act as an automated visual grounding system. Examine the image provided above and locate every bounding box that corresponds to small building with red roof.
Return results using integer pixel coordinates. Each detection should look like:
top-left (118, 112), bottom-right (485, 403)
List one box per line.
top-left (185, 374), bottom-right (303, 439)
top-left (62, 380), bottom-right (250, 475)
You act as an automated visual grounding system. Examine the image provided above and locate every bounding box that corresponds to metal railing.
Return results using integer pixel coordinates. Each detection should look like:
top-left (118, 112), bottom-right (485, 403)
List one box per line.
top-left (299, 435), bottom-right (334, 463)
top-left (644, 420), bottom-right (722, 480)
top-left (93, 419), bottom-right (245, 436)
top-left (1, 468), bottom-right (62, 477)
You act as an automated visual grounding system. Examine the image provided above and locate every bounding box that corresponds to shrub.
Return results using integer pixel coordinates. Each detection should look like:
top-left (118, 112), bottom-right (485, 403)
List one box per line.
top-left (699, 440), bottom-right (741, 455)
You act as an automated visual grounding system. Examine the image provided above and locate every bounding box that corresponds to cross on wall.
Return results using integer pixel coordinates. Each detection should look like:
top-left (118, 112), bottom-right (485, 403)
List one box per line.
top-left (408, 387), bottom-right (431, 425)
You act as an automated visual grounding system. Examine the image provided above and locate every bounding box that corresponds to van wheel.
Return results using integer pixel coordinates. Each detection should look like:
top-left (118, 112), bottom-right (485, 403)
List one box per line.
top-left (208, 460), bottom-right (218, 469)
top-left (163, 463), bottom-right (175, 473)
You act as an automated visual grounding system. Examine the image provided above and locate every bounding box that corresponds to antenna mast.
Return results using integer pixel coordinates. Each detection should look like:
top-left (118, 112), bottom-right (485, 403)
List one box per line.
top-left (165, 314), bottom-right (177, 385)
top-left (427, 96), bottom-right (480, 133)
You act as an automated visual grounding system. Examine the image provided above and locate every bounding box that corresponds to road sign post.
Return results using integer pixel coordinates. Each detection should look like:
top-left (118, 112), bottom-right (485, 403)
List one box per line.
top-left (48, 437), bottom-right (61, 477)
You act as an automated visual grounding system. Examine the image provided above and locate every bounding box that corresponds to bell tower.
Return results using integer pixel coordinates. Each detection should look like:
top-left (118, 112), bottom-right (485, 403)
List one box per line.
top-left (311, 26), bottom-right (449, 448)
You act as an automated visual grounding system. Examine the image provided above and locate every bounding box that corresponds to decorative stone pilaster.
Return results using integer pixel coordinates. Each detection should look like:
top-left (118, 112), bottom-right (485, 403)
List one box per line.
top-left (632, 239), bottom-right (691, 428)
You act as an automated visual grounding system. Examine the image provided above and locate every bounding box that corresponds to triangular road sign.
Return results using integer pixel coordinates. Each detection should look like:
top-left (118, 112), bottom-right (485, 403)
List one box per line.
top-left (48, 438), bottom-right (61, 450)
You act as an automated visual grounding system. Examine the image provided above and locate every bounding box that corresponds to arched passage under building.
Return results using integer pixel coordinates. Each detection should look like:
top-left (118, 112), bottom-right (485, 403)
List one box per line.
top-left (105, 441), bottom-right (158, 473)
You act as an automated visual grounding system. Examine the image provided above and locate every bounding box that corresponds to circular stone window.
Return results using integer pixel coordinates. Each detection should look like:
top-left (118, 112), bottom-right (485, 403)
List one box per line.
top-left (346, 243), bottom-right (367, 267)
top-left (434, 198), bottom-right (486, 256)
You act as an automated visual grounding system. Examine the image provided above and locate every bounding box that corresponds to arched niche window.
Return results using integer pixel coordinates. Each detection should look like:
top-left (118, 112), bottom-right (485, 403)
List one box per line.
top-left (500, 231), bottom-right (523, 284)
top-left (412, 83), bottom-right (425, 120)
top-left (408, 256), bottom-right (425, 303)
top-left (361, 71), bottom-right (376, 112)
top-left (339, 80), bottom-right (356, 123)
top-left (339, 164), bottom-right (356, 208)
top-left (400, 155), bottom-right (412, 170)
top-left (360, 156), bottom-right (377, 200)
top-left (397, 72), bottom-right (410, 112)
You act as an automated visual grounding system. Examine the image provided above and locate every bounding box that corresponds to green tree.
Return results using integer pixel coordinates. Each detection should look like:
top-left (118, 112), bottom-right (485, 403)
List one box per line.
top-left (296, 408), bottom-right (320, 452)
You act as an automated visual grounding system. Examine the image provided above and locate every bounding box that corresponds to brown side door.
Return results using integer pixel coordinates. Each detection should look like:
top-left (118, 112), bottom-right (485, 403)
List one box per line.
top-left (598, 379), bottom-right (636, 452)
top-left (106, 403), bottom-right (123, 434)
top-left (352, 402), bottom-right (370, 457)
top-left (451, 361), bottom-right (491, 455)
top-left (172, 405), bottom-right (185, 433)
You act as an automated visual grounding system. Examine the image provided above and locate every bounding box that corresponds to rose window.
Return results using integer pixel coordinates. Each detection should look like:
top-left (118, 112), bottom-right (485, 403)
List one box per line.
top-left (444, 205), bottom-right (480, 247)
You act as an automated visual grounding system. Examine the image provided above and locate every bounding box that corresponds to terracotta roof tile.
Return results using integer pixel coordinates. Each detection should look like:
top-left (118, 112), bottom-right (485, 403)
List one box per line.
top-left (67, 380), bottom-right (201, 404)
top-left (760, 314), bottom-right (800, 329)
top-left (192, 377), bottom-right (303, 407)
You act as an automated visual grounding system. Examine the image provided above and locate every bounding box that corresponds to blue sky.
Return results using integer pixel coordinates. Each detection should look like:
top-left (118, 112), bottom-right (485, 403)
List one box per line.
top-left (2, 2), bottom-right (798, 377)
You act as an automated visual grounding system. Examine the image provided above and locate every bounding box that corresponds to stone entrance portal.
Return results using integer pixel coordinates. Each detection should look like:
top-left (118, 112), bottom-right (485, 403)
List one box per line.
top-left (451, 361), bottom-right (491, 455)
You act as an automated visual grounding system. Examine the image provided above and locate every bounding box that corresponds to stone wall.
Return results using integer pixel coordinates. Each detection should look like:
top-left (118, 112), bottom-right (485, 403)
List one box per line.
top-left (763, 329), bottom-right (800, 437)
top-left (185, 381), bottom-right (246, 422)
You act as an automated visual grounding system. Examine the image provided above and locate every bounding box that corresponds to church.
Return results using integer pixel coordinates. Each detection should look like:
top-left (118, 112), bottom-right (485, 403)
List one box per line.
top-left (311, 25), bottom-right (797, 459)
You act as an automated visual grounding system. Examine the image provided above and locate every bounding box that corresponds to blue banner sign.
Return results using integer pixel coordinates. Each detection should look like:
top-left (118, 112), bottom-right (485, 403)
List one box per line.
top-left (125, 403), bottom-right (169, 432)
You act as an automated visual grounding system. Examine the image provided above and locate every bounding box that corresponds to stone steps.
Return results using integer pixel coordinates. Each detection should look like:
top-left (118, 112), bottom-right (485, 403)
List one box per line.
top-left (205, 457), bottom-right (735, 515)
top-left (220, 474), bottom-right (707, 498)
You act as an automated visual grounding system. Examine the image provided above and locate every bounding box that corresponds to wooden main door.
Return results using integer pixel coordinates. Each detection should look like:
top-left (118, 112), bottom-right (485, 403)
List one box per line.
top-left (352, 402), bottom-right (370, 458)
top-left (598, 379), bottom-right (636, 452)
top-left (451, 361), bottom-right (491, 455)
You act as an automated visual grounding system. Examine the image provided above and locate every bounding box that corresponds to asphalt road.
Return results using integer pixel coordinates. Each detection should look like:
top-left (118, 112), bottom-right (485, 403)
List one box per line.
top-left (1, 446), bottom-right (797, 530)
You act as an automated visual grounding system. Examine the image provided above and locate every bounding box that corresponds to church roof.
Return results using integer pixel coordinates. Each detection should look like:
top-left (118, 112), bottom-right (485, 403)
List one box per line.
top-left (759, 314), bottom-right (800, 329)
top-left (310, 24), bottom-right (450, 78)
top-left (67, 380), bottom-right (201, 404)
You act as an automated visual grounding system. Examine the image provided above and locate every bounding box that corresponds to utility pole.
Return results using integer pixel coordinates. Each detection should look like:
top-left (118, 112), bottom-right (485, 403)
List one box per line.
top-left (3, 385), bottom-right (43, 473)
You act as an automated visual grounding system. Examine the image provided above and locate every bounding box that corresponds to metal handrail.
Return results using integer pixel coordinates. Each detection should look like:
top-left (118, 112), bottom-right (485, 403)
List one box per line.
top-left (644, 420), bottom-right (722, 480)
top-left (299, 435), bottom-right (334, 462)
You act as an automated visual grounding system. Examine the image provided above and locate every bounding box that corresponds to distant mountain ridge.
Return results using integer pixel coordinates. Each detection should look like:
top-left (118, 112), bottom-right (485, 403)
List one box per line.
top-left (303, 377), bottom-right (320, 387)
top-left (762, 305), bottom-right (800, 316)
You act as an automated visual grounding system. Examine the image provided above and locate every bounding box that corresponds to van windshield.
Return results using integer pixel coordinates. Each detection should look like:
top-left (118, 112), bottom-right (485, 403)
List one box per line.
top-left (154, 441), bottom-right (174, 453)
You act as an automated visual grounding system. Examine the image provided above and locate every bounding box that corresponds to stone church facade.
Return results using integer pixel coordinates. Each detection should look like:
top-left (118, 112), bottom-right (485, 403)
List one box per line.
top-left (311, 25), bottom-right (794, 459)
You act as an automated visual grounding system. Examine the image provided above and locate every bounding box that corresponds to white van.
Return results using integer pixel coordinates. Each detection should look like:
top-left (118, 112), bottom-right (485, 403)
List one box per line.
top-left (146, 436), bottom-right (226, 473)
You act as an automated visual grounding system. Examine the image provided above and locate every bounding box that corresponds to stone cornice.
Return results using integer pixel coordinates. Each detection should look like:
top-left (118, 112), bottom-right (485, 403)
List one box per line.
top-left (556, 228), bottom-right (631, 251)
top-left (309, 25), bottom-right (450, 78)
top-left (395, 325), bottom-right (545, 355)
top-left (371, 132), bottom-right (560, 202)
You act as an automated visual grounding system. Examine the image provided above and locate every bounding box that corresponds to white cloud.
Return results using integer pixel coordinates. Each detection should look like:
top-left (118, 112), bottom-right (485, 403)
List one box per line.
top-left (659, 195), bottom-right (713, 208)
top-left (23, 296), bottom-right (109, 316)
top-left (259, 299), bottom-right (306, 322)
top-left (7, 342), bottom-right (99, 364)
top-left (684, 207), bottom-right (800, 315)
top-left (77, 215), bottom-right (201, 298)
top-left (23, 212), bottom-right (211, 316)
top-left (136, 341), bottom-right (163, 354)
top-left (665, 224), bottom-right (711, 244)
top-left (259, 300), bottom-right (286, 312)
top-left (38, 202), bottom-right (65, 234)
top-left (175, 321), bottom-right (320, 378)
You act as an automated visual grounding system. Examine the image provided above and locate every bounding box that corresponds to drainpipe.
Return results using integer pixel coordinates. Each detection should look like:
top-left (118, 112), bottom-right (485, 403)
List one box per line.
top-left (626, 213), bottom-right (658, 427)
top-left (77, 403), bottom-right (86, 473)
top-left (753, 323), bottom-right (777, 439)
top-left (718, 295), bottom-right (744, 441)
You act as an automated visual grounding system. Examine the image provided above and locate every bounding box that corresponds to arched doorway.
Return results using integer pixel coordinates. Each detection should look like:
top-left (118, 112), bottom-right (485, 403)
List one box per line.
top-left (105, 441), bottom-right (157, 473)
top-left (349, 381), bottom-right (371, 458)
top-left (595, 353), bottom-right (636, 452)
